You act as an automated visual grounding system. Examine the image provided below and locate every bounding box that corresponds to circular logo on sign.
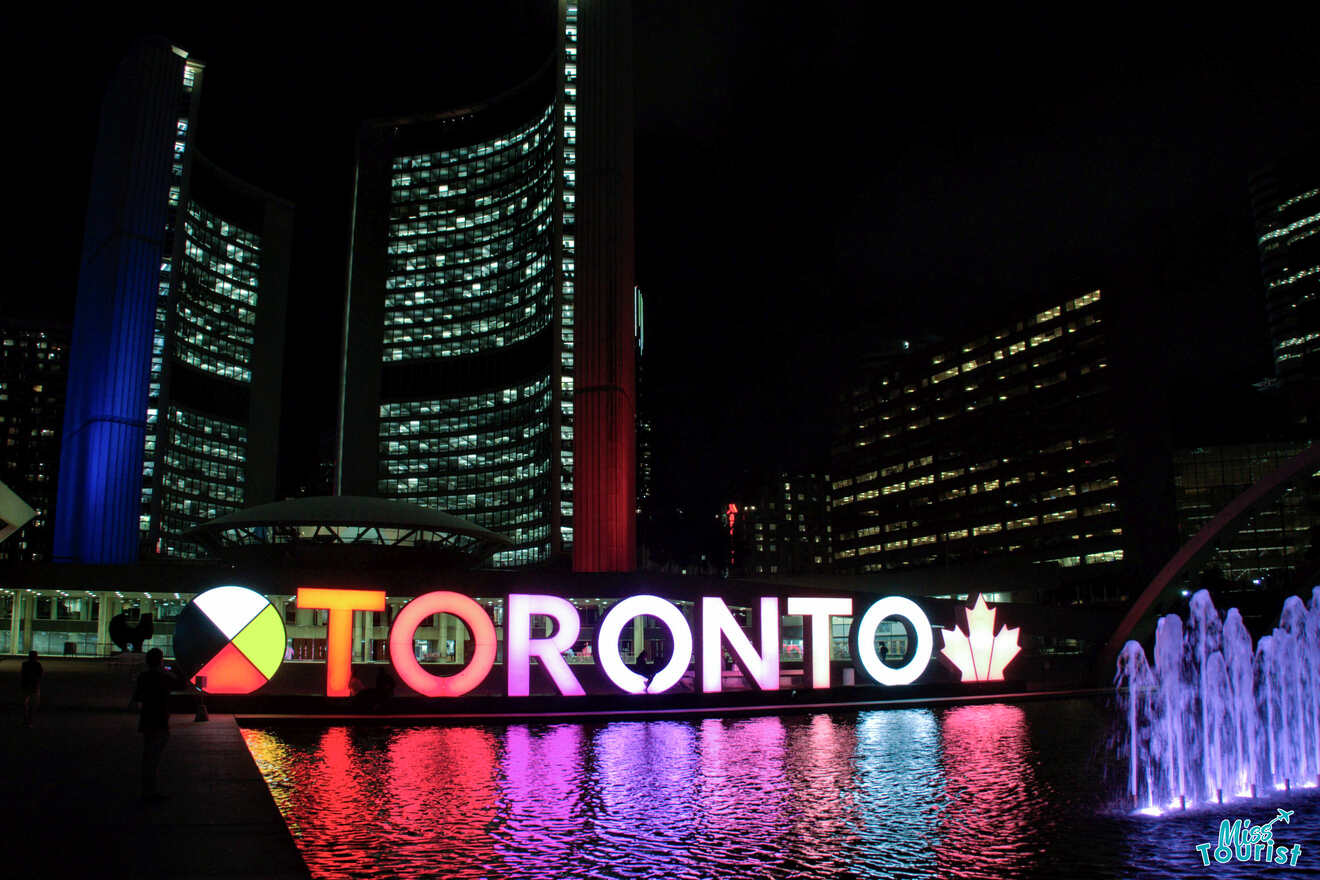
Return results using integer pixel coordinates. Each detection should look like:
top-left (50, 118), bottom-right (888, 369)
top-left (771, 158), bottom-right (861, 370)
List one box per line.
top-left (173, 586), bottom-right (286, 694)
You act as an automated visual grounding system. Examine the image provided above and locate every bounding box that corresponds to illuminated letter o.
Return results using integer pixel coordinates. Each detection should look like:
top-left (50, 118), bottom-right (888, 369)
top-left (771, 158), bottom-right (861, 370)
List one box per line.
top-left (388, 591), bottom-right (497, 697)
top-left (854, 597), bottom-right (933, 686)
top-left (596, 595), bottom-right (693, 694)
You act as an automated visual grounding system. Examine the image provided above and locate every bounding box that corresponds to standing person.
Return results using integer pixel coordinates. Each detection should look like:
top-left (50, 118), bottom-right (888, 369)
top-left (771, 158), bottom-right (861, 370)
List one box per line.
top-left (20, 650), bottom-right (43, 727)
top-left (132, 648), bottom-right (178, 802)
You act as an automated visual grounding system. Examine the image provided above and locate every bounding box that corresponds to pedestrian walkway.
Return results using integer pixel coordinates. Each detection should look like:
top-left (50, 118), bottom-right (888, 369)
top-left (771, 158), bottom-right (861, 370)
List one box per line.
top-left (0, 657), bottom-right (309, 879)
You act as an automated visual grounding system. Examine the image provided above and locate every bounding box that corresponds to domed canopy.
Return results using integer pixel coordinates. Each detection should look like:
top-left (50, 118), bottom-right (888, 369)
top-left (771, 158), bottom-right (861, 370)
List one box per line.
top-left (184, 496), bottom-right (511, 569)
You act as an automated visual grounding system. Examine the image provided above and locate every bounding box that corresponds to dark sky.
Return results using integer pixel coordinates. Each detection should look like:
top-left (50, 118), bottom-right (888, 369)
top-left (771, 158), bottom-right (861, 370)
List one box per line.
top-left (11, 4), bottom-right (1319, 518)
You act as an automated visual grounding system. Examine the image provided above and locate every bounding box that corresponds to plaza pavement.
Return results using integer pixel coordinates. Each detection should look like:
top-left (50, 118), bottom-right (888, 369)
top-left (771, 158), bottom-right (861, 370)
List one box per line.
top-left (0, 657), bottom-right (310, 879)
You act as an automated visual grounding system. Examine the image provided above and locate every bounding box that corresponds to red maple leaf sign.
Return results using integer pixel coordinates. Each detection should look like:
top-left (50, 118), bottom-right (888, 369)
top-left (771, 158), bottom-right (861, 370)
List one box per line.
top-left (939, 595), bottom-right (1020, 682)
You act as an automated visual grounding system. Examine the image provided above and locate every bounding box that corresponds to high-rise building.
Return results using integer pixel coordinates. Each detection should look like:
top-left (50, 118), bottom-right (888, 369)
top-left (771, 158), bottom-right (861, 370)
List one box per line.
top-left (337, 0), bottom-right (636, 570)
top-left (0, 320), bottom-right (69, 562)
top-left (54, 39), bottom-right (292, 563)
top-left (830, 289), bottom-right (1177, 599)
top-left (1250, 143), bottom-right (1318, 425)
top-left (730, 473), bottom-right (833, 577)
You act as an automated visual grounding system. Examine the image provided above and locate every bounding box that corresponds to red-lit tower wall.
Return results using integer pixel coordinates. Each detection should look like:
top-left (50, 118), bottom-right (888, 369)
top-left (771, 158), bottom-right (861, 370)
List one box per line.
top-left (572, 0), bottom-right (636, 571)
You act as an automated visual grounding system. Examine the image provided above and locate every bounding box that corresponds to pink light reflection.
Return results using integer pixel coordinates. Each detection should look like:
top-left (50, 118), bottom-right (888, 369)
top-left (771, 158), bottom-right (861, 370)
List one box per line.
top-left (495, 725), bottom-right (589, 873)
top-left (383, 727), bottom-right (500, 873)
top-left (506, 594), bottom-right (585, 697)
top-left (693, 717), bottom-right (792, 846)
top-left (934, 704), bottom-right (1038, 878)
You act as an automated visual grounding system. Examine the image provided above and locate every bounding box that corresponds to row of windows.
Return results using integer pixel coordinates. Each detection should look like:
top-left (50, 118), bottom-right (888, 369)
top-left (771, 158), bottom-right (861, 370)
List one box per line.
top-left (386, 213), bottom-right (549, 265)
top-left (390, 167), bottom-right (550, 210)
top-left (379, 484), bottom-right (546, 515)
top-left (158, 473), bottom-right (243, 505)
top-left (381, 288), bottom-right (552, 360)
top-left (160, 447), bottom-right (245, 485)
top-left (386, 247), bottom-right (545, 285)
top-left (381, 420), bottom-right (545, 455)
top-left (169, 406), bottom-right (247, 446)
top-left (836, 468), bottom-right (1116, 513)
top-left (186, 202), bottom-right (260, 249)
top-left (380, 397), bottom-right (548, 440)
top-left (839, 526), bottom-right (1123, 560)
top-left (183, 238), bottom-right (259, 288)
top-left (379, 432), bottom-right (547, 478)
top-left (1257, 211), bottom-right (1319, 246)
top-left (390, 108), bottom-right (554, 174)
top-left (374, 460), bottom-right (548, 496)
top-left (379, 379), bottom-right (549, 421)
top-left (383, 260), bottom-right (549, 319)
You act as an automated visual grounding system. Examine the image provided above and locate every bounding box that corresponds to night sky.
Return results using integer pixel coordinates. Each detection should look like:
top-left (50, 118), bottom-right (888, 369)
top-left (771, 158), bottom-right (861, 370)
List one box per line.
top-left (12, 5), bottom-right (1319, 525)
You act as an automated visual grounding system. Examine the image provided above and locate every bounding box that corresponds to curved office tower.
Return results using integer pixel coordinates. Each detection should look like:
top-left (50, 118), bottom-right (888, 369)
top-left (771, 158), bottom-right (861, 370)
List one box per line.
top-left (338, 66), bottom-right (560, 567)
top-left (143, 156), bottom-right (292, 557)
top-left (339, 2), bottom-right (636, 570)
top-left (55, 39), bottom-right (292, 563)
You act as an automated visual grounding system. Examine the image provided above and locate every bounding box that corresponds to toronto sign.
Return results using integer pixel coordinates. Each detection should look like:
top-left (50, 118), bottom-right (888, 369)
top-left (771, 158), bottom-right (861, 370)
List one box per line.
top-left (176, 587), bottom-right (1022, 697)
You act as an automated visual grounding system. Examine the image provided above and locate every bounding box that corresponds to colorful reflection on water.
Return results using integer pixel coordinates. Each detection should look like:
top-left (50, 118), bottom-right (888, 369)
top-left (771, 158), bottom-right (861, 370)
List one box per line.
top-left (242, 699), bottom-right (1320, 879)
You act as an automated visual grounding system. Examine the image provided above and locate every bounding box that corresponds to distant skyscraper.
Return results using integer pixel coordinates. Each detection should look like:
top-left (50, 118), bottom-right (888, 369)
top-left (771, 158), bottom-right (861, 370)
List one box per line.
top-left (0, 320), bottom-right (69, 562)
top-left (731, 473), bottom-right (833, 577)
top-left (1250, 143), bottom-right (1318, 424)
top-left (55, 39), bottom-right (292, 563)
top-left (337, 0), bottom-right (636, 570)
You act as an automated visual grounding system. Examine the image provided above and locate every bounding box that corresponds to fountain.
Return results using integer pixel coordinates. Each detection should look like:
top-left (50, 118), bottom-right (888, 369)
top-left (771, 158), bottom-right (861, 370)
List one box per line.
top-left (1115, 586), bottom-right (1320, 814)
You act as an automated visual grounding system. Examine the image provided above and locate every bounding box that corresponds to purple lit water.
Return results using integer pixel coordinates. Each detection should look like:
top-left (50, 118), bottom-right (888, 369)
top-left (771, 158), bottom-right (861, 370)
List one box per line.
top-left (1116, 587), bottom-right (1320, 812)
top-left (242, 700), bottom-right (1320, 879)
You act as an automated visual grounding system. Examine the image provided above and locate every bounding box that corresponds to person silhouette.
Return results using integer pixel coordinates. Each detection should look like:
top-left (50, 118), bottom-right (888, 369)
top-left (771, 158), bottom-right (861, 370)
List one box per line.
top-left (636, 649), bottom-right (655, 686)
top-left (132, 648), bottom-right (180, 802)
top-left (20, 650), bottom-right (43, 727)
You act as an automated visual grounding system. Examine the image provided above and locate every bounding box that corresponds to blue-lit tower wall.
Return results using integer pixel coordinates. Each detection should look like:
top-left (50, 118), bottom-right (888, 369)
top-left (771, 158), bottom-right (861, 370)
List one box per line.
top-left (339, 65), bottom-right (560, 567)
top-left (142, 156), bottom-right (293, 557)
top-left (1250, 146), bottom-right (1319, 425)
top-left (55, 40), bottom-right (202, 564)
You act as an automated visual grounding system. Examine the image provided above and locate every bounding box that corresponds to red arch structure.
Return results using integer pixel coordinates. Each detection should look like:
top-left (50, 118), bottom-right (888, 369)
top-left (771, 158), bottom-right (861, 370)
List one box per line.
top-left (1103, 442), bottom-right (1319, 659)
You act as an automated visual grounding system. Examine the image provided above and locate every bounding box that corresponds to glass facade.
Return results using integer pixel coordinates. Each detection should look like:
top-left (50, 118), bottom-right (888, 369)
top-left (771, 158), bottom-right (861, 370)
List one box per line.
top-left (175, 204), bottom-right (260, 380)
top-left (1175, 442), bottom-right (1319, 585)
top-left (380, 105), bottom-right (558, 566)
top-left (143, 201), bottom-right (263, 558)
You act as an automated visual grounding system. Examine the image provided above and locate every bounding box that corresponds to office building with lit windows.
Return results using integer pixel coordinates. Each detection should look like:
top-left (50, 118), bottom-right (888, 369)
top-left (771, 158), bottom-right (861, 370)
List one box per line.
top-left (0, 320), bottom-right (69, 562)
top-left (1250, 143), bottom-right (1318, 425)
top-left (730, 473), bottom-right (833, 578)
top-left (338, 0), bottom-right (636, 570)
top-left (54, 39), bottom-right (292, 563)
top-left (830, 290), bottom-right (1177, 601)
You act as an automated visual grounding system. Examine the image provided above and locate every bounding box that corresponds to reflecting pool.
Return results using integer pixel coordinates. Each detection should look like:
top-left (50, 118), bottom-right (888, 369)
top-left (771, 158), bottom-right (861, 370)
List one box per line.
top-left (242, 699), bottom-right (1320, 879)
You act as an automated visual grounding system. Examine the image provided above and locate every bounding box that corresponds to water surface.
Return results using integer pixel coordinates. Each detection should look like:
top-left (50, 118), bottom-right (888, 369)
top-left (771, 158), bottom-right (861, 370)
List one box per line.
top-left (242, 699), bottom-right (1320, 879)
